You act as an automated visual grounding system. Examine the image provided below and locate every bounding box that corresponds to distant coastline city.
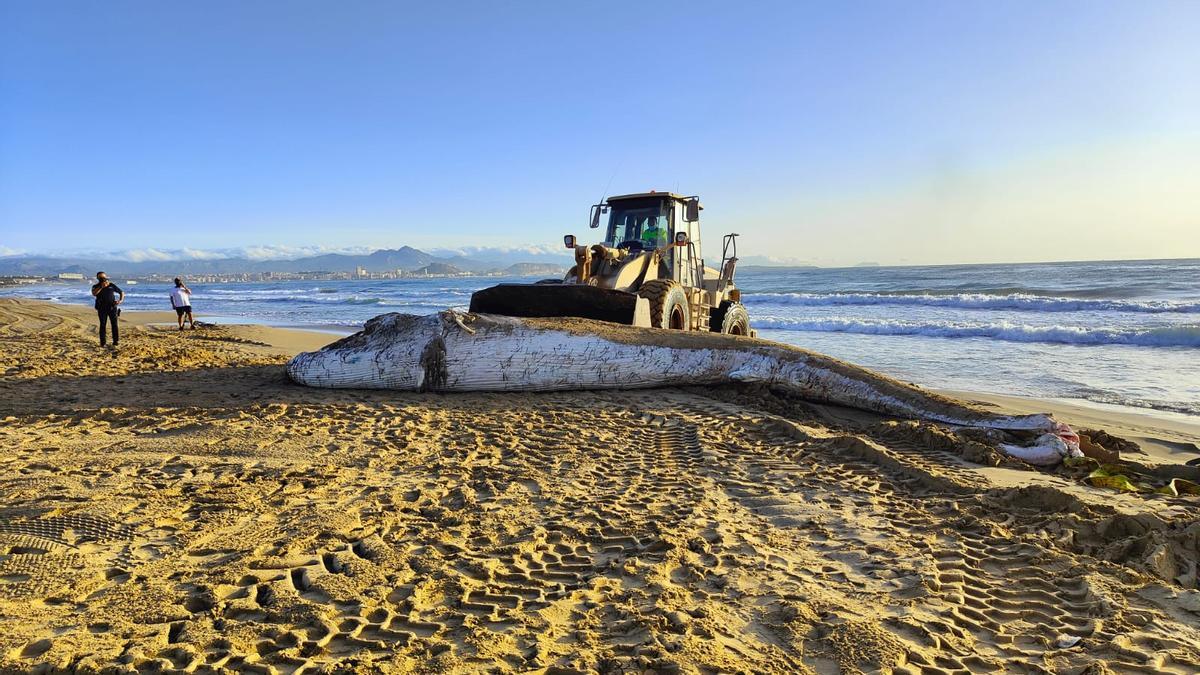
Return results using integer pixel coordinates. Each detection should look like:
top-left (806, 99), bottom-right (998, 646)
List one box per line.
top-left (0, 245), bottom-right (570, 286)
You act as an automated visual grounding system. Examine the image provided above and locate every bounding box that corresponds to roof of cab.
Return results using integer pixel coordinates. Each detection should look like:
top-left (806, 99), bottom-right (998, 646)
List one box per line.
top-left (606, 191), bottom-right (693, 203)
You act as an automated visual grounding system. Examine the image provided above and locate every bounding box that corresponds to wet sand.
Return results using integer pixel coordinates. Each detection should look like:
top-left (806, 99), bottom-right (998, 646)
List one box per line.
top-left (2, 298), bottom-right (1199, 673)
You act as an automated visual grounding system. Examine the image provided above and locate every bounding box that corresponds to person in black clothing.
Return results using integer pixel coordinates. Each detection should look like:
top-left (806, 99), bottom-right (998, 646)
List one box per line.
top-left (91, 271), bottom-right (124, 348)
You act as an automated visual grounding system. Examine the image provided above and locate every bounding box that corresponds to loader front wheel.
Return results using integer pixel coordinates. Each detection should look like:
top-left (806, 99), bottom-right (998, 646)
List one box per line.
top-left (711, 301), bottom-right (750, 336)
top-left (637, 280), bottom-right (690, 330)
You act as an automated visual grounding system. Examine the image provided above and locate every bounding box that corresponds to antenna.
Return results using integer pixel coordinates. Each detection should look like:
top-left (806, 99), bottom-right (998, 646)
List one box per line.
top-left (590, 162), bottom-right (620, 229)
top-left (598, 162), bottom-right (620, 206)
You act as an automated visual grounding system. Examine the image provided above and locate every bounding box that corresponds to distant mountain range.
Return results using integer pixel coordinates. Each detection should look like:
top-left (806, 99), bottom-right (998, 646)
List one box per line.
top-left (0, 246), bottom-right (571, 277)
top-left (0, 245), bottom-right (817, 278)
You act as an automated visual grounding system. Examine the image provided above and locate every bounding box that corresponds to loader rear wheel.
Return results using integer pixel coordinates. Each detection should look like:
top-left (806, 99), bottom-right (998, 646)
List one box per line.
top-left (637, 280), bottom-right (690, 330)
top-left (711, 301), bottom-right (750, 336)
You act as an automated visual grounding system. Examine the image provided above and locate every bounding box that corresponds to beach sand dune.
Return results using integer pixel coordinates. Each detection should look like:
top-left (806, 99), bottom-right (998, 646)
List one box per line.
top-left (2, 298), bottom-right (1199, 673)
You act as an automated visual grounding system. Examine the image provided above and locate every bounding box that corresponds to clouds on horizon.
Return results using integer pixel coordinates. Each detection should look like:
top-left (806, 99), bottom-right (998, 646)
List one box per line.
top-left (429, 244), bottom-right (572, 260)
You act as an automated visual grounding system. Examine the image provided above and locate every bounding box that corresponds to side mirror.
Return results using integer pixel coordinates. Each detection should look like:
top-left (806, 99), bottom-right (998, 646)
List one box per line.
top-left (684, 198), bottom-right (700, 223)
top-left (674, 231), bottom-right (688, 244)
top-left (589, 205), bottom-right (602, 229)
top-left (564, 234), bottom-right (576, 249)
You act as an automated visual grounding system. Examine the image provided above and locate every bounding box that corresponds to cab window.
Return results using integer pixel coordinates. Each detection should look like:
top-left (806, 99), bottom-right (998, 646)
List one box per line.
top-left (605, 200), bottom-right (670, 249)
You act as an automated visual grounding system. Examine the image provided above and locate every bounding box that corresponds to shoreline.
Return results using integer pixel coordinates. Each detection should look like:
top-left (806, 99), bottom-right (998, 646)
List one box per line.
top-left (12, 299), bottom-right (347, 356)
top-left (6, 278), bottom-right (1199, 422)
top-left (72, 300), bottom-right (1200, 474)
top-left (942, 388), bottom-right (1200, 472)
top-left (18, 298), bottom-right (1200, 429)
top-left (128, 301), bottom-right (1200, 431)
top-left (944, 388), bottom-right (1200, 439)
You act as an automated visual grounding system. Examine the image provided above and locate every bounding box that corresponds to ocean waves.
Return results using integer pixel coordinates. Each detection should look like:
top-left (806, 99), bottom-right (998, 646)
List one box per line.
top-left (753, 317), bottom-right (1200, 348)
top-left (745, 292), bottom-right (1200, 314)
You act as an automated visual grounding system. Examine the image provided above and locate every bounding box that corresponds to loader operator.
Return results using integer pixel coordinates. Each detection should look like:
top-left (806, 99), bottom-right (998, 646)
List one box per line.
top-left (641, 217), bottom-right (665, 249)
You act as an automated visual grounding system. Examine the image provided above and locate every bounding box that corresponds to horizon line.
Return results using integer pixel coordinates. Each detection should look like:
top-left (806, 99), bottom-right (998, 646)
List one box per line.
top-left (1, 247), bottom-right (1197, 272)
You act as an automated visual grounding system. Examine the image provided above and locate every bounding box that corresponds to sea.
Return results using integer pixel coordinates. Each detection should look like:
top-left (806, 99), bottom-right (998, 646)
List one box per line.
top-left (5, 258), bottom-right (1198, 419)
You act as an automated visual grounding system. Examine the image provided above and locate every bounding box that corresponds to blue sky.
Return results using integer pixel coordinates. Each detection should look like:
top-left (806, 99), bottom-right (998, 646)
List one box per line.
top-left (2, 1), bottom-right (1197, 265)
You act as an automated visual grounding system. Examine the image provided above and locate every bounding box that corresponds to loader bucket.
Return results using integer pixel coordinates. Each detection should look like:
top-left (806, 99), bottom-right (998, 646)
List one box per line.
top-left (469, 283), bottom-right (651, 327)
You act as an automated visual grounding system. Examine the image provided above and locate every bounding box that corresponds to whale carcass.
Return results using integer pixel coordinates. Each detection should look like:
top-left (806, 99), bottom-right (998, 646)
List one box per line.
top-left (287, 311), bottom-right (1082, 465)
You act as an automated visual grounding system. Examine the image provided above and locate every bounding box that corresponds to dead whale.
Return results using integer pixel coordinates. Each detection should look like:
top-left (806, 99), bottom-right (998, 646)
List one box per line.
top-left (287, 311), bottom-right (1082, 465)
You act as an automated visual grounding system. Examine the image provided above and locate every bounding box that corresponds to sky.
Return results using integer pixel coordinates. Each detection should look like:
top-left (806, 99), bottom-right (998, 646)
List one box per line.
top-left (1, 1), bottom-right (1197, 267)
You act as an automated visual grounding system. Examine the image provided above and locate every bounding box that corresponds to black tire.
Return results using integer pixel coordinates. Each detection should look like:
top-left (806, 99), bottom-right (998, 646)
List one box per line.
top-left (637, 280), bottom-right (690, 330)
top-left (534, 278), bottom-right (563, 285)
top-left (710, 301), bottom-right (750, 336)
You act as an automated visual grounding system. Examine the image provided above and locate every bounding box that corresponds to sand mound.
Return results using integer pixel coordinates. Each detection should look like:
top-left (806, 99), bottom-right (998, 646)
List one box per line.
top-left (2, 299), bottom-right (1199, 673)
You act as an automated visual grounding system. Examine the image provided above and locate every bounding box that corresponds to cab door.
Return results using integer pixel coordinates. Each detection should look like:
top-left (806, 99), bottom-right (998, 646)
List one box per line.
top-left (669, 202), bottom-right (700, 288)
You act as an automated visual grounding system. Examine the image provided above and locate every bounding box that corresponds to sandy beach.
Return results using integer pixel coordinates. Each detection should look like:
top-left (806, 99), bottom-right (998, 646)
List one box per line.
top-left (2, 297), bottom-right (1199, 674)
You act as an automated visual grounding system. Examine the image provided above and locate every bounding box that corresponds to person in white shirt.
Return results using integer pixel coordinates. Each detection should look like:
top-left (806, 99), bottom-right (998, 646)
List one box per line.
top-left (169, 278), bottom-right (195, 330)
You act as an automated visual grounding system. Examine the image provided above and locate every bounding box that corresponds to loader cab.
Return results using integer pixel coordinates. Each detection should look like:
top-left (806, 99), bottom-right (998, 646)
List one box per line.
top-left (601, 195), bottom-right (672, 252)
top-left (598, 192), bottom-right (703, 286)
